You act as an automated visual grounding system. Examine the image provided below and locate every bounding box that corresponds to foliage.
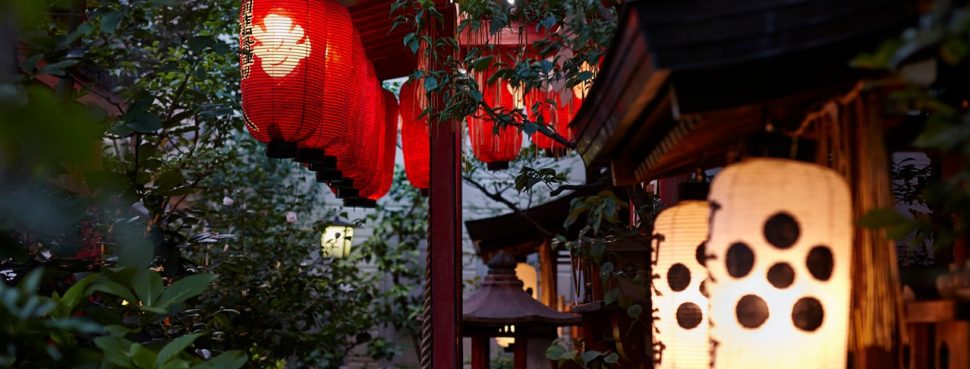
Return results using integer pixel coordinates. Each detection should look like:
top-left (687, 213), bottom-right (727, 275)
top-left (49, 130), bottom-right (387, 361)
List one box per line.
top-left (544, 338), bottom-right (619, 369)
top-left (0, 266), bottom-right (245, 369)
top-left (855, 1), bottom-right (970, 262)
top-left (3, 1), bottom-right (423, 368)
top-left (356, 167), bottom-right (428, 362)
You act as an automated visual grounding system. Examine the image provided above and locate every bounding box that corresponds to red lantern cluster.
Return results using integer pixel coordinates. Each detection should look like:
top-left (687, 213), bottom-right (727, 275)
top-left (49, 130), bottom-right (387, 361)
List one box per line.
top-left (399, 79), bottom-right (430, 191)
top-left (240, 0), bottom-right (398, 207)
top-left (467, 62), bottom-right (523, 171)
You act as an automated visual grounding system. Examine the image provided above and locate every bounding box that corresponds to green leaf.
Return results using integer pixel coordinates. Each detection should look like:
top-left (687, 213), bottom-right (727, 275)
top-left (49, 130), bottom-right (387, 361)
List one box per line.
top-left (858, 208), bottom-right (909, 229)
top-left (604, 288), bottom-right (619, 306)
top-left (424, 77), bottom-right (439, 92)
top-left (581, 350), bottom-right (603, 364)
top-left (132, 270), bottom-right (164, 307)
top-left (545, 344), bottom-right (568, 360)
top-left (599, 261), bottom-right (614, 276)
top-left (101, 11), bottom-right (124, 34)
top-left (190, 350), bottom-right (247, 369)
top-left (157, 274), bottom-right (217, 309)
top-left (603, 352), bottom-right (619, 364)
top-left (94, 336), bottom-right (133, 367)
top-left (54, 273), bottom-right (97, 316)
top-left (155, 168), bottom-right (185, 192)
top-left (128, 343), bottom-right (157, 369)
top-left (88, 280), bottom-right (137, 304)
top-left (189, 36), bottom-right (216, 53)
top-left (156, 333), bottom-right (202, 367)
top-left (40, 60), bottom-right (79, 77)
top-left (626, 304), bottom-right (643, 319)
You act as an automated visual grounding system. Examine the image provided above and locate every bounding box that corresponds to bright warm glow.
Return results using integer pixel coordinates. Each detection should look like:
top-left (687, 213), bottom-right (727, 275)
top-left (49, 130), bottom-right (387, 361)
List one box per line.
top-left (506, 83), bottom-right (526, 110)
top-left (571, 62), bottom-right (595, 100)
top-left (495, 325), bottom-right (516, 348)
top-left (707, 158), bottom-right (851, 369)
top-left (321, 225), bottom-right (353, 258)
top-left (651, 201), bottom-right (710, 369)
top-left (252, 14), bottom-right (311, 78)
top-left (515, 263), bottom-right (538, 299)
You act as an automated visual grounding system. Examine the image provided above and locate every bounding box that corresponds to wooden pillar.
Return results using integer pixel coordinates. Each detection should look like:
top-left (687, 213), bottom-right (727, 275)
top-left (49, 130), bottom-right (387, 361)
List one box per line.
top-left (427, 5), bottom-right (461, 369)
top-left (538, 239), bottom-right (557, 308)
top-left (471, 336), bottom-right (490, 369)
top-left (513, 338), bottom-right (528, 369)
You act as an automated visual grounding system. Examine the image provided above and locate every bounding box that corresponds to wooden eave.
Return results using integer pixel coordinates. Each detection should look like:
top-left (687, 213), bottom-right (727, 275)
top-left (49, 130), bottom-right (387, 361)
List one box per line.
top-left (572, 0), bottom-right (918, 185)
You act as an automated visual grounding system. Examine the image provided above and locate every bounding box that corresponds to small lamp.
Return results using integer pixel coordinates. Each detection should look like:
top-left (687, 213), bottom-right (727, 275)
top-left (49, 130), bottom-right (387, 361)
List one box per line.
top-left (495, 325), bottom-right (516, 348)
top-left (321, 218), bottom-right (354, 258)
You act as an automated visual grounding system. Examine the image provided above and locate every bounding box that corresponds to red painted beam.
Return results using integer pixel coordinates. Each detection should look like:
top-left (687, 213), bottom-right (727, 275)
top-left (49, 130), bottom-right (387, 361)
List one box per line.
top-left (428, 5), bottom-right (461, 369)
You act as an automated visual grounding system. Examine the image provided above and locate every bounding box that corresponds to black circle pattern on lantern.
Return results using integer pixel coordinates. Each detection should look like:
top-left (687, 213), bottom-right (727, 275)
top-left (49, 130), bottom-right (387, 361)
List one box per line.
top-left (767, 262), bottom-right (795, 289)
top-left (736, 294), bottom-right (769, 328)
top-left (699, 279), bottom-right (709, 298)
top-left (764, 212), bottom-right (800, 249)
top-left (676, 302), bottom-right (703, 330)
top-left (667, 263), bottom-right (691, 292)
top-left (695, 241), bottom-right (707, 266)
top-left (806, 246), bottom-right (835, 281)
top-left (792, 297), bottom-right (825, 331)
top-left (726, 242), bottom-right (755, 278)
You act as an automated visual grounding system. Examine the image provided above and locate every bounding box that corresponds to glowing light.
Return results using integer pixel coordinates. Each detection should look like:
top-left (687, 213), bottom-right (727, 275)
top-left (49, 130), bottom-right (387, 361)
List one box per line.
top-left (496, 325), bottom-right (516, 348)
top-left (651, 200), bottom-right (710, 369)
top-left (252, 14), bottom-right (311, 78)
top-left (706, 158), bottom-right (851, 369)
top-left (571, 62), bottom-right (595, 100)
top-left (321, 221), bottom-right (354, 258)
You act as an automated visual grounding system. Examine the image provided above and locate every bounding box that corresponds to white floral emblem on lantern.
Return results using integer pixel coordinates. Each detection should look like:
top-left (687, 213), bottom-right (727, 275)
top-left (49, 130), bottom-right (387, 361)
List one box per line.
top-left (706, 158), bottom-right (852, 369)
top-left (651, 200), bottom-right (710, 369)
top-left (252, 14), bottom-right (311, 78)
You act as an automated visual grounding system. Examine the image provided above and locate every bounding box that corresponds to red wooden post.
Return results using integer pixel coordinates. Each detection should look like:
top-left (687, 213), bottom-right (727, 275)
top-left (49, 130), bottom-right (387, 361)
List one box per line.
top-left (428, 6), bottom-right (461, 369)
top-left (471, 335), bottom-right (489, 369)
top-left (513, 339), bottom-right (527, 369)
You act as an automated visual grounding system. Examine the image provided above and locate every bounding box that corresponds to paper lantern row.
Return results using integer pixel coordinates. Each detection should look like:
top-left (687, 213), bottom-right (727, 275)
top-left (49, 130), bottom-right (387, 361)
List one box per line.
top-left (239, 0), bottom-right (398, 206)
top-left (651, 158), bottom-right (851, 369)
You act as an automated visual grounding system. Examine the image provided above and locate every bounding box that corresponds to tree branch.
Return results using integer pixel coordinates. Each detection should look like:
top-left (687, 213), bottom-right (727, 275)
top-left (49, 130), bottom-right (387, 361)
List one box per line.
top-left (461, 174), bottom-right (557, 238)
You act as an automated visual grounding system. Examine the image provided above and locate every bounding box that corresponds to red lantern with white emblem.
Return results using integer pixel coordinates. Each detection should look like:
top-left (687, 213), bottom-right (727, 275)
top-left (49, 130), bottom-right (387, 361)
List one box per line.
top-left (399, 79), bottom-right (430, 191)
top-left (294, 0), bottom-right (356, 167)
top-left (240, 0), bottom-right (329, 158)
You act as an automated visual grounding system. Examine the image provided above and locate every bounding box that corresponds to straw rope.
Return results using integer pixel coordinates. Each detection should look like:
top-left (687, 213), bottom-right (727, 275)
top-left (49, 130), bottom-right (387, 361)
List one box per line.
top-left (800, 83), bottom-right (902, 352)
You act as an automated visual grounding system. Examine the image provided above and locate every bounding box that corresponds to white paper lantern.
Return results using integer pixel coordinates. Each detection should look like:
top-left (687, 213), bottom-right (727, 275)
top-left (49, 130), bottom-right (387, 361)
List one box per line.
top-left (651, 200), bottom-right (710, 369)
top-left (706, 158), bottom-right (852, 369)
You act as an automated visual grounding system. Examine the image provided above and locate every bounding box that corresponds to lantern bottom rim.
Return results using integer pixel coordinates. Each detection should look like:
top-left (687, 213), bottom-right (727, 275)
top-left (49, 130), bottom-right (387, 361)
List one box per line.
top-left (266, 140), bottom-right (298, 159)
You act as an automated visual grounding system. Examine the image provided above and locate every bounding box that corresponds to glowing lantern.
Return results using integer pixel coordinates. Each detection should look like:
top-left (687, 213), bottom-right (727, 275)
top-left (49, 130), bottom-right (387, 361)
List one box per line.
top-left (240, 0), bottom-right (327, 158)
top-left (467, 72), bottom-right (523, 170)
top-left (350, 87), bottom-right (397, 206)
top-left (651, 200), bottom-right (710, 369)
top-left (495, 325), bottom-right (516, 348)
top-left (399, 79), bottom-right (430, 191)
top-left (528, 89), bottom-right (573, 154)
top-left (341, 61), bottom-right (384, 205)
top-left (706, 158), bottom-right (851, 369)
top-left (321, 218), bottom-right (354, 258)
top-left (321, 32), bottom-right (367, 187)
top-left (294, 0), bottom-right (356, 167)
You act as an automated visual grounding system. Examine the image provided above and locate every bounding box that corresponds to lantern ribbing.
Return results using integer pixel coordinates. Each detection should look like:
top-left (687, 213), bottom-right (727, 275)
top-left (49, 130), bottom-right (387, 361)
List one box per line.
top-left (400, 79), bottom-right (430, 190)
top-left (240, 0), bottom-right (328, 158)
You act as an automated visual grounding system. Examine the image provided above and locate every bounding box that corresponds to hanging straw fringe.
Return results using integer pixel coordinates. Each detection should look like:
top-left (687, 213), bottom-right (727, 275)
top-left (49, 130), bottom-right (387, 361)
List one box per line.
top-left (798, 82), bottom-right (903, 352)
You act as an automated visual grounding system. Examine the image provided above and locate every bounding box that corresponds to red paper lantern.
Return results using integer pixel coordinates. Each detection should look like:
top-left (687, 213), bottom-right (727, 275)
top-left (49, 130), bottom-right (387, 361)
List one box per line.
top-left (318, 31), bottom-right (367, 185)
top-left (467, 66), bottom-right (523, 170)
top-left (336, 57), bottom-right (382, 203)
top-left (364, 89), bottom-right (399, 200)
top-left (399, 79), bottom-right (430, 191)
top-left (528, 88), bottom-right (574, 155)
top-left (294, 0), bottom-right (356, 167)
top-left (240, 0), bottom-right (328, 158)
